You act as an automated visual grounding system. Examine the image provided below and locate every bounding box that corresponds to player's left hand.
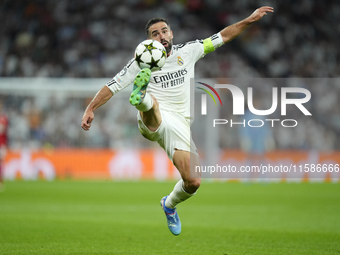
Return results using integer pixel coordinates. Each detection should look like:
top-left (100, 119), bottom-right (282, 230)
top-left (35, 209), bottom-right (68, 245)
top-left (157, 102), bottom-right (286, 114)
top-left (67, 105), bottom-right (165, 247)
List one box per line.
top-left (249, 6), bottom-right (274, 23)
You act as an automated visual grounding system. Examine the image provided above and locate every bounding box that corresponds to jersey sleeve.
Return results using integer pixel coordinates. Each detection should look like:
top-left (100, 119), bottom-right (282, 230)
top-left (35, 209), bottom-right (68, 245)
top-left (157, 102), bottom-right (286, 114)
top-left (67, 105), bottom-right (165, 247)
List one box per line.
top-left (184, 32), bottom-right (225, 62)
top-left (106, 58), bottom-right (140, 95)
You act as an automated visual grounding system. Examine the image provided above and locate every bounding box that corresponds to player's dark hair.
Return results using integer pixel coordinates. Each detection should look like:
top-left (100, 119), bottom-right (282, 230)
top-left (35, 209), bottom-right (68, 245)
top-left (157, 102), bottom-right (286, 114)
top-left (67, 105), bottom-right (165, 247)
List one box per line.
top-left (145, 17), bottom-right (170, 38)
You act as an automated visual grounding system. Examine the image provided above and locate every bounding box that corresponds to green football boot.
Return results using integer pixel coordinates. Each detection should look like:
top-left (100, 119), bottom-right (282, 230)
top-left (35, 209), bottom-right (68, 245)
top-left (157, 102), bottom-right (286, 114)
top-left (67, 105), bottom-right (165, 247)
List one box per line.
top-left (129, 68), bottom-right (151, 106)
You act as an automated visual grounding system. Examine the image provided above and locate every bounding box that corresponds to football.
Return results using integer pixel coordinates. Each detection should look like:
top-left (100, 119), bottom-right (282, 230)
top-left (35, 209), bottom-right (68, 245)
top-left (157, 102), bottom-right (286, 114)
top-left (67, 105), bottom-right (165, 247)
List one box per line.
top-left (134, 39), bottom-right (167, 71)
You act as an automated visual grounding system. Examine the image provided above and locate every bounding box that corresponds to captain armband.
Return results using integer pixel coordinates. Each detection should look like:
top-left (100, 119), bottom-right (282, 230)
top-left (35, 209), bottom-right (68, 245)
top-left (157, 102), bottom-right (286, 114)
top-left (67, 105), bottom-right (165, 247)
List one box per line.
top-left (203, 33), bottom-right (225, 54)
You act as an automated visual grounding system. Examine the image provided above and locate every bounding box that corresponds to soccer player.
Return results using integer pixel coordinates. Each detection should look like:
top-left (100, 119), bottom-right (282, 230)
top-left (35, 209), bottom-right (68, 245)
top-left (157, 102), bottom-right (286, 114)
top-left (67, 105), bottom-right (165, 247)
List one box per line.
top-left (81, 6), bottom-right (273, 235)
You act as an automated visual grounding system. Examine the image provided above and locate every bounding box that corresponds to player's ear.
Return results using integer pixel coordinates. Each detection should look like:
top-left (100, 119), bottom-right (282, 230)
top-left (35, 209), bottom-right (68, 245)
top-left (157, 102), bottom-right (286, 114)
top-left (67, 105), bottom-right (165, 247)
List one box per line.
top-left (170, 30), bottom-right (173, 39)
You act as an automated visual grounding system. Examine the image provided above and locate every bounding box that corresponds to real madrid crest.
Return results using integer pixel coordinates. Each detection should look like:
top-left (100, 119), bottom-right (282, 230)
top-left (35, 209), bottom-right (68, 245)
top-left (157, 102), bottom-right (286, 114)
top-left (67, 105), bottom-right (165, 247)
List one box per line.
top-left (177, 56), bottom-right (184, 66)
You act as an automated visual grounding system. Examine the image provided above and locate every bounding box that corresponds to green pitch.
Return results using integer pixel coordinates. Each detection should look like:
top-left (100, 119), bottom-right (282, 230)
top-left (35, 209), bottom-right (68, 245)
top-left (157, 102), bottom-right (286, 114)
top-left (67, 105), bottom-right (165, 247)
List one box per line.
top-left (0, 181), bottom-right (339, 255)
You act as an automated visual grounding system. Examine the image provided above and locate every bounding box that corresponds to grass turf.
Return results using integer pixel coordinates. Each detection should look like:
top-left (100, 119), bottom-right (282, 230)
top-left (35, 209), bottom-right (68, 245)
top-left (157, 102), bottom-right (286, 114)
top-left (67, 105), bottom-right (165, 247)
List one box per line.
top-left (0, 181), bottom-right (339, 255)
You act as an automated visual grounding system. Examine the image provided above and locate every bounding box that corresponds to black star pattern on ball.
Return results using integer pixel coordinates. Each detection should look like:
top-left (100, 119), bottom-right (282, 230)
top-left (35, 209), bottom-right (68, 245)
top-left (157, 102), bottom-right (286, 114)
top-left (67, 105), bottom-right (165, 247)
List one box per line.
top-left (147, 57), bottom-right (160, 70)
top-left (135, 52), bottom-right (143, 66)
top-left (145, 42), bottom-right (157, 53)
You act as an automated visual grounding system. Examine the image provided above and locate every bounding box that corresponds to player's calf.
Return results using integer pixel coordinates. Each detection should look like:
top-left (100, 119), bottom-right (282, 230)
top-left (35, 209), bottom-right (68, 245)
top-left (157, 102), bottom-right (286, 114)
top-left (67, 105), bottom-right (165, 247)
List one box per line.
top-left (173, 150), bottom-right (201, 193)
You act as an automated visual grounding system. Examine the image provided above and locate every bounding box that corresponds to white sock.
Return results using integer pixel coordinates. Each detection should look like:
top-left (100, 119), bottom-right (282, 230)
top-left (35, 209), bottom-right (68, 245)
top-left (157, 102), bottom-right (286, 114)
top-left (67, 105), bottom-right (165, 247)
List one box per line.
top-left (165, 179), bottom-right (196, 209)
top-left (135, 93), bottom-right (153, 112)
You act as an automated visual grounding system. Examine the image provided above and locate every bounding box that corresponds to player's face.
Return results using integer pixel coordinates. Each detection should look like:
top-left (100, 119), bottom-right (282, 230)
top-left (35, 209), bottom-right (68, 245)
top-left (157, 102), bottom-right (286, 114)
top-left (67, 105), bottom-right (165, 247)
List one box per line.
top-left (148, 22), bottom-right (173, 55)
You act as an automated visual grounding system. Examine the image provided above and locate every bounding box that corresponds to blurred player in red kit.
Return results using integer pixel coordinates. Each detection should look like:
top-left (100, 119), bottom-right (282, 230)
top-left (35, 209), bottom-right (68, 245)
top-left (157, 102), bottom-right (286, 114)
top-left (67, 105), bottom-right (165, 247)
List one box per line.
top-left (0, 101), bottom-right (8, 186)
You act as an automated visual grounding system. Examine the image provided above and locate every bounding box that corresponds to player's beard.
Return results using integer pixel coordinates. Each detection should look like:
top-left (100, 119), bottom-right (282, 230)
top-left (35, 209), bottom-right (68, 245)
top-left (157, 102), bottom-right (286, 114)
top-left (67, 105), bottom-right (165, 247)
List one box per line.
top-left (161, 39), bottom-right (173, 55)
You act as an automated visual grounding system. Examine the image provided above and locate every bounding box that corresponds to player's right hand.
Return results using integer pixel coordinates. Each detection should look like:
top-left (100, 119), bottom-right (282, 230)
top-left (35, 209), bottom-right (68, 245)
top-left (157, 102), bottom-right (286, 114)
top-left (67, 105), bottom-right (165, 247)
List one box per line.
top-left (81, 111), bottom-right (94, 131)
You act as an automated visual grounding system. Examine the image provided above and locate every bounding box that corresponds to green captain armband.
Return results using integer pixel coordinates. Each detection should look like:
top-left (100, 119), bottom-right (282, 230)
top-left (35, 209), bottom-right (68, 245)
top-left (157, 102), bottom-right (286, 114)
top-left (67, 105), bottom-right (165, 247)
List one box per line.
top-left (203, 38), bottom-right (215, 54)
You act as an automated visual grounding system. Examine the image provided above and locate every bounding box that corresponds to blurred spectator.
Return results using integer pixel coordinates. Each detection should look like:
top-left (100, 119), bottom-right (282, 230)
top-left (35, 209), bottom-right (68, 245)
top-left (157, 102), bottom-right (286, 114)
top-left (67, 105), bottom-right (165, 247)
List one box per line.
top-left (0, 0), bottom-right (339, 78)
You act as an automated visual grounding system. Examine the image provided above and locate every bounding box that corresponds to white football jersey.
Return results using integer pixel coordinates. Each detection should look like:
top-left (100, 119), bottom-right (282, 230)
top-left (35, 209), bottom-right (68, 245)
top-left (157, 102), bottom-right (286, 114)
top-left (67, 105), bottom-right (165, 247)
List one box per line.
top-left (106, 32), bottom-right (224, 119)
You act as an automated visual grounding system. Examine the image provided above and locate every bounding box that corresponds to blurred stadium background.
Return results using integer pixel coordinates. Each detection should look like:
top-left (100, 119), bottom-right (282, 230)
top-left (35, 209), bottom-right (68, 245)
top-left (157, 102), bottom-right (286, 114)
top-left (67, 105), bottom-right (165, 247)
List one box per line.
top-left (1, 1), bottom-right (340, 255)
top-left (0, 0), bottom-right (340, 181)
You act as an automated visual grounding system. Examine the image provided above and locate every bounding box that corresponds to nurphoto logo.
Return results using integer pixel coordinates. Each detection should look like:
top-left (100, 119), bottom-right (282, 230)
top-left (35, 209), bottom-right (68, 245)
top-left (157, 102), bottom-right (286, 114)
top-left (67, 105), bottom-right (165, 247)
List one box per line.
top-left (198, 83), bottom-right (312, 128)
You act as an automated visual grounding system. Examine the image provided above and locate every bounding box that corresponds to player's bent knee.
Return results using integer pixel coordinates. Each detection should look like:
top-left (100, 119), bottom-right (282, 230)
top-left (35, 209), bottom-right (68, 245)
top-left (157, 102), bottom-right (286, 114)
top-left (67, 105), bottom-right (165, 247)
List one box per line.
top-left (184, 178), bottom-right (201, 193)
top-left (191, 178), bottom-right (201, 190)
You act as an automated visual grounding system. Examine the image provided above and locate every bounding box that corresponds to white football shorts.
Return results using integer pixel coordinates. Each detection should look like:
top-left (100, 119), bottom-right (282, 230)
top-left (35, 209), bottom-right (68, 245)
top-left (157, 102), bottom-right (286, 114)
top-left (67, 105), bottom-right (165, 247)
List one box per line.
top-left (137, 110), bottom-right (198, 163)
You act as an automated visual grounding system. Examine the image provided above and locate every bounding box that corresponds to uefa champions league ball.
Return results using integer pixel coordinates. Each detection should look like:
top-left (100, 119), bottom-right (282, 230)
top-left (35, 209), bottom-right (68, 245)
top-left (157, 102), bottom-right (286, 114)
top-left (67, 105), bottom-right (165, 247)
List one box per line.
top-left (134, 39), bottom-right (167, 71)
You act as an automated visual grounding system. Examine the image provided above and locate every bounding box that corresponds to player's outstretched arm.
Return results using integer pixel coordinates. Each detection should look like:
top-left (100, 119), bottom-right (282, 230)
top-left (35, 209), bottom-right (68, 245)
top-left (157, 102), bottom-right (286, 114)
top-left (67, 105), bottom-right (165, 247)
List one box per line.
top-left (220, 6), bottom-right (274, 43)
top-left (81, 86), bottom-right (113, 131)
